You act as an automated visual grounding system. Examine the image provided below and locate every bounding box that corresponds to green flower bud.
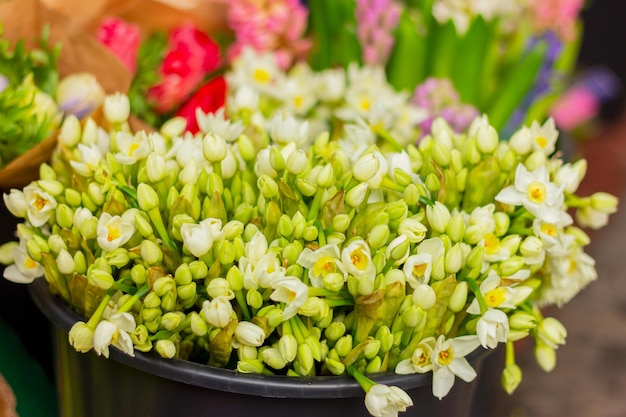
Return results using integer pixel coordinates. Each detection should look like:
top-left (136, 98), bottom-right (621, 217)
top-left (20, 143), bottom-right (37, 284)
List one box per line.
top-left (334, 334), bottom-right (353, 358)
top-left (134, 212), bottom-right (154, 238)
top-left (426, 201), bottom-right (451, 234)
top-left (319, 272), bottom-right (342, 292)
top-left (161, 311), bottom-right (185, 331)
top-left (456, 168), bottom-right (468, 192)
top-left (174, 263), bottom-right (192, 286)
top-left (465, 138), bottom-right (481, 165)
top-left (431, 142), bottom-right (451, 167)
top-left (325, 321), bottom-right (346, 343)
top-left (286, 149), bottom-right (308, 175)
top-left (130, 264), bottom-right (146, 285)
top-left (246, 289), bottom-right (264, 310)
top-left (363, 338), bottom-right (381, 360)
top-left (402, 305), bottom-right (422, 328)
top-left (368, 224), bottom-right (390, 250)
top-left (105, 248), bottom-right (130, 269)
top-left (476, 125), bottom-right (499, 154)
top-left (261, 347), bottom-right (287, 370)
top-left (161, 292), bottom-right (176, 312)
top-left (302, 225), bottom-right (318, 242)
top-left (89, 268), bottom-right (114, 290)
top-left (143, 291), bottom-right (161, 309)
top-left (325, 357), bottom-right (345, 375)
top-left (536, 317), bottom-right (567, 349)
top-left (465, 246), bottom-right (484, 270)
top-left (141, 240), bottom-right (163, 265)
top-left (590, 192), bottom-right (618, 213)
top-left (534, 342), bottom-right (556, 372)
top-left (403, 183), bottom-right (420, 206)
top-left (217, 240), bottom-right (236, 265)
top-left (73, 251), bottom-right (87, 274)
top-left (54, 204), bottom-right (74, 229)
top-left (493, 212), bottom-right (510, 236)
top-left (392, 168), bottom-right (412, 187)
top-left (332, 214), bottom-right (351, 233)
top-left (296, 179), bottom-right (317, 197)
top-left (345, 183), bottom-right (369, 207)
top-left (316, 163), bottom-right (334, 188)
top-left (48, 234), bottom-right (67, 254)
top-left (63, 188), bottom-right (82, 207)
top-left (450, 149), bottom-right (464, 173)
top-left (137, 183), bottom-right (159, 211)
top-left (155, 339), bottom-right (177, 359)
top-left (141, 306), bottom-right (161, 322)
top-left (365, 356), bottom-right (382, 373)
top-left (446, 214), bottom-right (466, 243)
top-left (498, 148), bottom-right (517, 172)
top-left (425, 173), bottom-right (440, 193)
top-left (277, 214), bottom-right (294, 239)
top-left (278, 333), bottom-right (298, 363)
top-left (501, 363), bottom-right (522, 394)
top-left (509, 311), bottom-right (536, 330)
top-left (499, 255), bottom-right (525, 277)
top-left (444, 277), bottom-right (466, 311)
top-left (154, 276), bottom-right (176, 297)
top-left (177, 282), bottom-right (197, 301)
top-left (431, 258), bottom-right (447, 281)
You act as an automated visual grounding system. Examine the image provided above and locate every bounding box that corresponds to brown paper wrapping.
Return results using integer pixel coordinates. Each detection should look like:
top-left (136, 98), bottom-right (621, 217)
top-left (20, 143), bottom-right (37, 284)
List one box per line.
top-left (0, 0), bottom-right (228, 189)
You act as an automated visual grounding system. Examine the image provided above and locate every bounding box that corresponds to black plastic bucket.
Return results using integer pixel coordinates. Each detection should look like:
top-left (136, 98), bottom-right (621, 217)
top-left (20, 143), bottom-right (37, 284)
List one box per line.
top-left (29, 279), bottom-right (490, 417)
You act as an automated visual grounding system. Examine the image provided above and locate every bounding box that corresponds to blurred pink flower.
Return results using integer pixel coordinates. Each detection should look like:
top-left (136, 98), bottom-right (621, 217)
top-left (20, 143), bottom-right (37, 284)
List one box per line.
top-left (147, 25), bottom-right (221, 114)
top-left (97, 17), bottom-right (141, 73)
top-left (226, 0), bottom-right (311, 70)
top-left (356, 0), bottom-right (401, 66)
top-left (531, 0), bottom-right (584, 41)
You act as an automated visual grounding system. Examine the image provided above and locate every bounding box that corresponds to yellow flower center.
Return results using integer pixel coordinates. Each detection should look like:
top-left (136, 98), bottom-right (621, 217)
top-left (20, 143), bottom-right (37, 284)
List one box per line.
top-left (412, 263), bottom-right (428, 277)
top-left (413, 350), bottom-right (430, 366)
top-left (438, 348), bottom-right (454, 366)
top-left (313, 256), bottom-right (337, 277)
top-left (23, 257), bottom-right (38, 270)
top-left (359, 98), bottom-right (371, 112)
top-left (484, 288), bottom-right (507, 308)
top-left (483, 233), bottom-right (501, 256)
top-left (34, 195), bottom-right (48, 212)
top-left (535, 136), bottom-right (548, 149)
top-left (293, 96), bottom-right (303, 109)
top-left (253, 68), bottom-right (271, 84)
top-left (128, 143), bottom-right (140, 157)
top-left (350, 249), bottom-right (368, 271)
top-left (540, 223), bottom-right (558, 237)
top-left (107, 225), bottom-right (121, 242)
top-left (527, 181), bottom-right (546, 204)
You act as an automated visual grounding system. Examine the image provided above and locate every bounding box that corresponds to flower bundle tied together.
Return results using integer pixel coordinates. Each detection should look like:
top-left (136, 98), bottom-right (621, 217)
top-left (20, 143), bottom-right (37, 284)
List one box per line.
top-left (1, 56), bottom-right (617, 416)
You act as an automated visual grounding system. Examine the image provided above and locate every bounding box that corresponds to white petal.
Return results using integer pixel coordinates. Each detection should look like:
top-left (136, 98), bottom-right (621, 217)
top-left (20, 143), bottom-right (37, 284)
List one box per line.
top-left (448, 358), bottom-right (477, 382)
top-left (432, 367), bottom-right (455, 400)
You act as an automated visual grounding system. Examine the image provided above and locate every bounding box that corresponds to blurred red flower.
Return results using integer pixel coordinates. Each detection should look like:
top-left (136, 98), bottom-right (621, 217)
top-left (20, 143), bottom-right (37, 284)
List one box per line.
top-left (96, 17), bottom-right (141, 73)
top-left (175, 76), bottom-right (227, 134)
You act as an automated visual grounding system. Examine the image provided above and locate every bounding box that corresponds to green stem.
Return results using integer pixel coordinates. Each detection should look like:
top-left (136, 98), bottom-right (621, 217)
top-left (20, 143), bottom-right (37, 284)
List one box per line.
top-left (118, 284), bottom-right (150, 313)
top-left (347, 366), bottom-right (376, 392)
top-left (468, 278), bottom-right (488, 315)
top-left (148, 207), bottom-right (177, 253)
top-left (382, 177), bottom-right (405, 193)
top-left (86, 293), bottom-right (113, 328)
top-left (307, 188), bottom-right (325, 222)
top-left (374, 126), bottom-right (404, 152)
top-left (505, 341), bottom-right (516, 366)
top-left (507, 226), bottom-right (533, 236)
top-left (235, 290), bottom-right (251, 321)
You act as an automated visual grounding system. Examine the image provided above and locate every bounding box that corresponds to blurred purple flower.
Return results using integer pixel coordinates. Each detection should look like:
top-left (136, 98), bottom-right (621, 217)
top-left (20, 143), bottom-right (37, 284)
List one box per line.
top-left (356, 0), bottom-right (402, 66)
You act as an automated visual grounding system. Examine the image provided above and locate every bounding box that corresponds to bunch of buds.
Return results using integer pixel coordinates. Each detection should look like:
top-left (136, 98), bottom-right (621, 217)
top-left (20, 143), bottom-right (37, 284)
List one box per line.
top-left (2, 86), bottom-right (616, 412)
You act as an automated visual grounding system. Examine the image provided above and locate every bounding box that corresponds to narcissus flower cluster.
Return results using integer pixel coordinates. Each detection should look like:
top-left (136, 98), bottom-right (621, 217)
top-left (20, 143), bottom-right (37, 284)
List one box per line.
top-left (2, 61), bottom-right (616, 416)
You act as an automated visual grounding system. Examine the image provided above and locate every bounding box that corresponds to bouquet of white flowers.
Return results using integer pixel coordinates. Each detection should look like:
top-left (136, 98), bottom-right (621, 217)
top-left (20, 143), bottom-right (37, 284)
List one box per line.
top-left (2, 49), bottom-right (618, 416)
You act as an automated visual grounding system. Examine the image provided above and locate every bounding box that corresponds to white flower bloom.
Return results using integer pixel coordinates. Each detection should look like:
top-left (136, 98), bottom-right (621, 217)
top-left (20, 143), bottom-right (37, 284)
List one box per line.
top-left (103, 92), bottom-right (130, 124)
top-left (403, 238), bottom-right (444, 289)
top-left (395, 337), bottom-right (436, 375)
top-left (466, 271), bottom-right (533, 315)
top-left (297, 244), bottom-right (346, 288)
top-left (339, 120), bottom-right (376, 162)
top-left (3, 244), bottom-right (44, 283)
top-left (532, 219), bottom-right (574, 256)
top-left (233, 321), bottom-right (266, 348)
top-left (115, 131), bottom-right (151, 165)
top-left (68, 321), bottom-right (95, 353)
top-left (364, 384), bottom-right (413, 417)
top-left (412, 284), bottom-right (437, 310)
top-left (316, 68), bottom-right (346, 102)
top-left (23, 185), bottom-right (57, 227)
top-left (180, 221), bottom-right (214, 257)
top-left (528, 118), bottom-right (559, 155)
top-left (3, 189), bottom-right (27, 218)
top-left (229, 85), bottom-right (260, 113)
top-left (227, 47), bottom-right (282, 93)
top-left (253, 252), bottom-right (286, 289)
top-left (93, 312), bottom-right (136, 358)
top-left (431, 335), bottom-right (481, 400)
top-left (541, 247), bottom-right (597, 306)
top-left (254, 148), bottom-right (278, 178)
top-left (554, 160), bottom-right (587, 194)
top-left (206, 278), bottom-right (235, 300)
top-left (476, 309), bottom-right (509, 349)
top-left (269, 113), bottom-right (309, 147)
top-left (270, 276), bottom-right (309, 320)
top-left (575, 206), bottom-right (610, 230)
top-left (96, 212), bottom-right (134, 251)
top-left (426, 202), bottom-right (451, 234)
top-left (353, 151), bottom-right (388, 189)
top-left (495, 164), bottom-right (565, 223)
top-left (398, 217), bottom-right (428, 243)
top-left (341, 239), bottom-right (376, 294)
top-left (196, 108), bottom-right (245, 142)
top-left (69, 143), bottom-right (104, 177)
top-left (202, 296), bottom-right (234, 328)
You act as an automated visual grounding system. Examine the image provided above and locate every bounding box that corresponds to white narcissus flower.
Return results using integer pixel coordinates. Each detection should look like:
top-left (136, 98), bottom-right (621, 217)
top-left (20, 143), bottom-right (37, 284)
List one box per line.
top-left (269, 112), bottom-right (309, 147)
top-left (196, 108), bottom-right (245, 142)
top-left (341, 239), bottom-right (376, 294)
top-left (270, 276), bottom-right (309, 320)
top-left (180, 222), bottom-right (214, 257)
top-left (316, 67), bottom-right (346, 102)
top-left (432, 335), bottom-right (481, 400)
top-left (297, 243), bottom-right (346, 288)
top-left (69, 143), bottom-right (104, 177)
top-left (93, 312), bottom-right (136, 358)
top-left (68, 321), bottom-right (95, 353)
top-left (403, 237), bottom-right (444, 289)
top-left (115, 131), bottom-right (150, 165)
top-left (554, 160), bottom-right (587, 194)
top-left (96, 212), bottom-right (134, 251)
top-left (466, 271), bottom-right (533, 315)
top-left (426, 202), bottom-right (451, 234)
top-left (3, 244), bottom-right (44, 283)
top-left (253, 252), bottom-right (286, 289)
top-left (352, 151), bottom-right (388, 189)
top-left (528, 118), bottom-right (559, 155)
top-left (398, 217), bottom-right (428, 243)
top-left (226, 47), bottom-right (282, 93)
top-left (202, 296), bottom-right (234, 328)
top-left (23, 185), bottom-right (57, 227)
top-left (3, 189), bottom-right (27, 218)
top-left (476, 309), bottom-right (509, 349)
top-left (495, 164), bottom-right (565, 223)
top-left (233, 321), bottom-right (266, 348)
top-left (103, 92), bottom-right (130, 124)
top-left (364, 384), bottom-right (413, 417)
top-left (395, 337), bottom-right (436, 375)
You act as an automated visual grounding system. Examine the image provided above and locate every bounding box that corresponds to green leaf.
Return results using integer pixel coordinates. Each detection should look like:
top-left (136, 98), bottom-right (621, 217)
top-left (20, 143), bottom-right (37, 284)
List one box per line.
top-left (486, 40), bottom-right (548, 131)
top-left (386, 10), bottom-right (427, 92)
